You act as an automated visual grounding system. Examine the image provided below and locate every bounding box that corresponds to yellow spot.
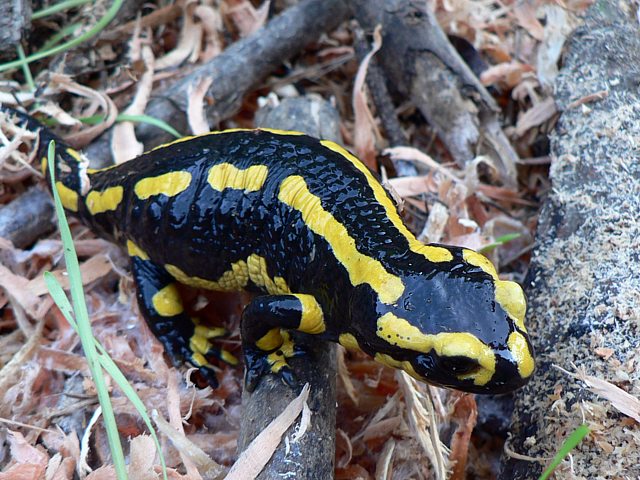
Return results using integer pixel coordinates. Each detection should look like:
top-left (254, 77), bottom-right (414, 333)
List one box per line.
top-left (41, 156), bottom-right (48, 176)
top-left (207, 163), bottom-right (268, 192)
top-left (220, 350), bottom-right (239, 366)
top-left (55, 181), bottom-right (79, 212)
top-left (495, 280), bottom-right (527, 332)
top-left (320, 140), bottom-right (453, 264)
top-left (266, 331), bottom-right (295, 372)
top-left (247, 254), bottom-right (290, 294)
top-left (338, 333), bottom-right (361, 351)
top-left (462, 249), bottom-right (498, 280)
top-left (86, 186), bottom-right (123, 214)
top-left (256, 328), bottom-right (283, 351)
top-left (191, 352), bottom-right (208, 367)
top-left (296, 294), bottom-right (326, 334)
top-left (151, 284), bottom-right (183, 317)
top-left (166, 261), bottom-right (249, 292)
top-left (65, 148), bottom-right (83, 162)
top-left (374, 353), bottom-right (425, 381)
top-left (259, 128), bottom-right (304, 136)
top-left (507, 331), bottom-right (535, 379)
top-left (194, 325), bottom-right (226, 339)
top-left (279, 175), bottom-right (404, 304)
top-left (134, 171), bottom-right (192, 200)
top-left (377, 312), bottom-right (496, 386)
top-left (126, 240), bottom-right (149, 260)
top-left (190, 335), bottom-right (211, 355)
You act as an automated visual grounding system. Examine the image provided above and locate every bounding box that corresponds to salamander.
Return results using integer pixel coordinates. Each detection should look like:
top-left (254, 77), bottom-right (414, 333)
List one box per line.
top-left (6, 108), bottom-right (534, 393)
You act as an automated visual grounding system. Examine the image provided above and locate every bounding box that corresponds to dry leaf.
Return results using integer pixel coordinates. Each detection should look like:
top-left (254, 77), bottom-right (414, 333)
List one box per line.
top-left (353, 25), bottom-right (383, 170)
top-left (188, 77), bottom-right (214, 135)
top-left (225, 383), bottom-right (310, 480)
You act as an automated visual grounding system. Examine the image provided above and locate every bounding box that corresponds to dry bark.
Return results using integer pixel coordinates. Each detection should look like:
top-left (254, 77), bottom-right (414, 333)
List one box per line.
top-left (84, 0), bottom-right (350, 168)
top-left (500, 1), bottom-right (640, 478)
top-left (0, 187), bottom-right (53, 248)
top-left (237, 96), bottom-right (340, 480)
top-left (347, 0), bottom-right (519, 187)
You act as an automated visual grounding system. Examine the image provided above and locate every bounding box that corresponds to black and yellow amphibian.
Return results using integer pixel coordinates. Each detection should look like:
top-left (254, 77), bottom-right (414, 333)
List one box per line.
top-left (9, 108), bottom-right (534, 393)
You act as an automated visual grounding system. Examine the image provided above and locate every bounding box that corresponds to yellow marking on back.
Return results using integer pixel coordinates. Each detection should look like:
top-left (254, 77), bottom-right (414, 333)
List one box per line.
top-left (377, 312), bottom-right (496, 386)
top-left (338, 333), bottom-right (361, 351)
top-left (279, 175), bottom-right (404, 304)
top-left (126, 240), bottom-right (149, 260)
top-left (259, 128), bottom-right (304, 136)
top-left (152, 284), bottom-right (183, 317)
top-left (507, 331), bottom-right (535, 378)
top-left (65, 148), bottom-right (83, 162)
top-left (207, 163), bottom-right (268, 192)
top-left (149, 129), bottom-right (254, 153)
top-left (87, 164), bottom-right (117, 174)
top-left (495, 280), bottom-right (527, 332)
top-left (256, 328), bottom-right (283, 351)
top-left (320, 140), bottom-right (453, 264)
top-left (41, 156), bottom-right (48, 176)
top-left (134, 171), bottom-right (192, 200)
top-left (55, 181), bottom-right (79, 212)
top-left (462, 249), bottom-right (498, 280)
top-left (295, 294), bottom-right (326, 334)
top-left (247, 254), bottom-right (291, 294)
top-left (86, 186), bottom-right (124, 214)
top-left (191, 352), bottom-right (208, 367)
top-left (166, 261), bottom-right (249, 292)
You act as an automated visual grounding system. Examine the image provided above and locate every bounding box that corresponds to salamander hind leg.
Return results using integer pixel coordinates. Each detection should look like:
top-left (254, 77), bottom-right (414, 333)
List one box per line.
top-left (130, 252), bottom-right (238, 387)
top-left (241, 293), bottom-right (326, 391)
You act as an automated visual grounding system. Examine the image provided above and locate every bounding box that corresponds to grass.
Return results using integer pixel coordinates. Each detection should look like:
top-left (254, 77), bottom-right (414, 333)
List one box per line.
top-left (44, 140), bottom-right (168, 480)
top-left (537, 424), bottom-right (590, 480)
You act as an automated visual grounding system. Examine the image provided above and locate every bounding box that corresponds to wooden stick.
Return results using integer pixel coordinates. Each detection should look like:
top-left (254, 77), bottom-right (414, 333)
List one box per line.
top-left (237, 96), bottom-right (340, 480)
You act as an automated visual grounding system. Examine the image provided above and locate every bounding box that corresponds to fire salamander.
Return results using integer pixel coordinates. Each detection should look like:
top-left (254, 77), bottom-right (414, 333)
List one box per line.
top-left (7, 108), bottom-right (534, 393)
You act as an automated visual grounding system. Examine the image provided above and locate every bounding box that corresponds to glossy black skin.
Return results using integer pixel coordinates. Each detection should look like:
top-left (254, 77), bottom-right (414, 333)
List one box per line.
top-left (6, 106), bottom-right (533, 393)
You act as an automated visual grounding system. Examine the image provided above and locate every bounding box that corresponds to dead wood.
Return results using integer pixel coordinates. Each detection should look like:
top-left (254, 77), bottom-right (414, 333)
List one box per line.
top-left (0, 187), bottom-right (53, 249)
top-left (0, 0), bottom-right (31, 61)
top-left (237, 96), bottom-right (339, 480)
top-left (352, 23), bottom-right (417, 178)
top-left (84, 0), bottom-right (350, 167)
top-left (347, 0), bottom-right (519, 187)
top-left (500, 2), bottom-right (640, 478)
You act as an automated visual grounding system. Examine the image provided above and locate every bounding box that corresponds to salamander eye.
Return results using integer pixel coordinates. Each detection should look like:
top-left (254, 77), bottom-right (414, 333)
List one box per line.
top-left (438, 356), bottom-right (480, 375)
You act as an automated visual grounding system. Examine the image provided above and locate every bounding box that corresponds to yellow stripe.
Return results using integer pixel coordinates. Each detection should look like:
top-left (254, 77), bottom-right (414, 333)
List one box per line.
top-left (134, 171), bottom-right (192, 200)
top-left (256, 328), bottom-right (283, 351)
top-left (338, 333), bottom-right (361, 351)
top-left (151, 284), bottom-right (183, 317)
top-left (55, 181), bottom-right (79, 212)
top-left (207, 163), bottom-right (268, 192)
top-left (279, 175), bottom-right (404, 304)
top-left (495, 280), bottom-right (527, 332)
top-left (246, 254), bottom-right (290, 294)
top-left (374, 353), bottom-right (424, 381)
top-left (507, 331), bottom-right (534, 378)
top-left (86, 186), bottom-right (123, 214)
top-left (166, 261), bottom-right (249, 292)
top-left (296, 294), bottom-right (325, 334)
top-left (320, 140), bottom-right (453, 264)
top-left (377, 312), bottom-right (496, 386)
top-left (462, 249), bottom-right (498, 280)
top-left (259, 128), bottom-right (304, 136)
top-left (41, 156), bottom-right (48, 176)
top-left (65, 148), bottom-right (83, 162)
top-left (126, 240), bottom-right (149, 260)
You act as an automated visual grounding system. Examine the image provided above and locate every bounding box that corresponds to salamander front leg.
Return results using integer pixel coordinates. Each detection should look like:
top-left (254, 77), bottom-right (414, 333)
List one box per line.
top-left (130, 254), bottom-right (238, 387)
top-left (241, 293), bottom-right (326, 391)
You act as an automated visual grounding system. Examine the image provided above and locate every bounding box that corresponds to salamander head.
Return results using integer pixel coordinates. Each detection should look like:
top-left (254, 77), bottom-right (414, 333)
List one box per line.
top-left (374, 248), bottom-right (534, 394)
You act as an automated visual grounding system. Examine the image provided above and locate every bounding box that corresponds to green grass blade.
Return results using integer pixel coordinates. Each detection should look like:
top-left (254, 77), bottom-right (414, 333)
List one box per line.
top-left (46, 141), bottom-right (128, 480)
top-left (538, 424), bottom-right (590, 480)
top-left (116, 114), bottom-right (182, 138)
top-left (0, 0), bottom-right (123, 73)
top-left (32, 0), bottom-right (93, 20)
top-left (43, 272), bottom-right (77, 330)
top-left (479, 233), bottom-right (522, 254)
